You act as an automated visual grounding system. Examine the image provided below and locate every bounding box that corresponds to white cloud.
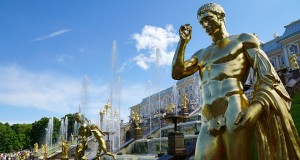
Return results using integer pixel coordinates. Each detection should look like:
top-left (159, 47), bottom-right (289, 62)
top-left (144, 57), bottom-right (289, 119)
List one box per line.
top-left (34, 29), bottom-right (71, 41)
top-left (131, 24), bottom-right (179, 70)
top-left (0, 65), bottom-right (108, 115)
top-left (0, 65), bottom-right (147, 123)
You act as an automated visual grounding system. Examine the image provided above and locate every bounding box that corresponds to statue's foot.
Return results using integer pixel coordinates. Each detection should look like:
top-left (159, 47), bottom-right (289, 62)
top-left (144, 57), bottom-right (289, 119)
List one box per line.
top-left (81, 156), bottom-right (88, 160)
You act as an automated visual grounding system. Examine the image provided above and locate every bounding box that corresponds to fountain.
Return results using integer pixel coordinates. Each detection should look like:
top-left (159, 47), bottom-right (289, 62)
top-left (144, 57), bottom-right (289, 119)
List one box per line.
top-left (58, 116), bottom-right (69, 143)
top-left (172, 83), bottom-right (179, 115)
top-left (45, 117), bottom-right (54, 147)
top-left (99, 100), bottom-right (121, 152)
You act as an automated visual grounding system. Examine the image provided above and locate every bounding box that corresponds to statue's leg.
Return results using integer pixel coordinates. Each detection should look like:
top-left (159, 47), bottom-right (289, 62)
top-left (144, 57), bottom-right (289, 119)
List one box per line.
top-left (194, 122), bottom-right (225, 160)
top-left (223, 95), bottom-right (251, 160)
top-left (106, 152), bottom-right (117, 160)
top-left (96, 148), bottom-right (102, 160)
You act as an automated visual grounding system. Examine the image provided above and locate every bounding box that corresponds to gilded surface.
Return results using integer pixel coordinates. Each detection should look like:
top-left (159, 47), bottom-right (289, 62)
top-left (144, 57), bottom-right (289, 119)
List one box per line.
top-left (90, 124), bottom-right (116, 160)
top-left (34, 143), bottom-right (38, 153)
top-left (74, 112), bottom-right (116, 160)
top-left (61, 139), bottom-right (68, 158)
top-left (181, 93), bottom-right (188, 109)
top-left (289, 53), bottom-right (299, 70)
top-left (172, 2), bottom-right (300, 159)
top-left (74, 112), bottom-right (91, 160)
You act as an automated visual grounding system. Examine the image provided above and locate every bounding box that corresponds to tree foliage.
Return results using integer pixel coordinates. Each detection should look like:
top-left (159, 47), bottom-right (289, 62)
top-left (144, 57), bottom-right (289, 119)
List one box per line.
top-left (0, 123), bottom-right (32, 153)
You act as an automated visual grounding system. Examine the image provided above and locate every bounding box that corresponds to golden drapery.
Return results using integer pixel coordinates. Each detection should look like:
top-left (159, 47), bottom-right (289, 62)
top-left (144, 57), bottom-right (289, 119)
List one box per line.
top-left (247, 48), bottom-right (300, 159)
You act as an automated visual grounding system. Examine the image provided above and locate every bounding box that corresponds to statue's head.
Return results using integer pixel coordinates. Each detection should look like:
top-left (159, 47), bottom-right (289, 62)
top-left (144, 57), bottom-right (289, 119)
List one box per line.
top-left (197, 3), bottom-right (226, 36)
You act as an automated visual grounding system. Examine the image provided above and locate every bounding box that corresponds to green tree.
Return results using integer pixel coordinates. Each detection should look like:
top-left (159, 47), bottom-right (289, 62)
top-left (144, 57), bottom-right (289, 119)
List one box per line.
top-left (52, 117), bottom-right (60, 144)
top-left (66, 113), bottom-right (75, 140)
top-left (30, 117), bottom-right (49, 146)
top-left (0, 123), bottom-right (18, 153)
top-left (11, 123), bottom-right (32, 150)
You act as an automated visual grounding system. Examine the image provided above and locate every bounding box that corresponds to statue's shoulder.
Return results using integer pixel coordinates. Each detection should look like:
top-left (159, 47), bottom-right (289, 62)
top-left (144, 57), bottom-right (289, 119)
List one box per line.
top-left (238, 33), bottom-right (260, 48)
top-left (192, 48), bottom-right (207, 60)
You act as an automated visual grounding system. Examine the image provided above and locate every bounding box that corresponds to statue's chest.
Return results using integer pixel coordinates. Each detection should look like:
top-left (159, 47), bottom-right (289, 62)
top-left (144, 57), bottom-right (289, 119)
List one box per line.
top-left (202, 40), bottom-right (243, 67)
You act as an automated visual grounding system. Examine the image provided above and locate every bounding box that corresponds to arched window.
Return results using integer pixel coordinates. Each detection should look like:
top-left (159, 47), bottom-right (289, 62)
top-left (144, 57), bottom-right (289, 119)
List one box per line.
top-left (290, 44), bottom-right (299, 53)
top-left (190, 94), bottom-right (194, 101)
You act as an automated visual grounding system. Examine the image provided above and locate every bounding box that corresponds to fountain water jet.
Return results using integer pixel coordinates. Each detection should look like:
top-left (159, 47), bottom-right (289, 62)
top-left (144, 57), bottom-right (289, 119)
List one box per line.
top-left (172, 83), bottom-right (179, 115)
top-left (45, 117), bottom-right (54, 147)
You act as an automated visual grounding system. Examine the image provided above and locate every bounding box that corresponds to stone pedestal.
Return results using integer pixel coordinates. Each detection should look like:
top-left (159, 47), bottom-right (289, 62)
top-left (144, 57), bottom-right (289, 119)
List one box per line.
top-left (34, 152), bottom-right (39, 160)
top-left (181, 107), bottom-right (189, 116)
top-left (167, 132), bottom-right (186, 156)
top-left (134, 128), bottom-right (142, 139)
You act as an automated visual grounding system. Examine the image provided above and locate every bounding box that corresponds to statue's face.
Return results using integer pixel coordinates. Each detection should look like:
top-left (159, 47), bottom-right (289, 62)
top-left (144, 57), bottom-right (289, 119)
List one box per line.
top-left (198, 11), bottom-right (222, 36)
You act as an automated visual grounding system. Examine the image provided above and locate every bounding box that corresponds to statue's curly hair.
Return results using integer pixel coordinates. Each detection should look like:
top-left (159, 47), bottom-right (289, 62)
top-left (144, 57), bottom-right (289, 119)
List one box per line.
top-left (197, 3), bottom-right (225, 16)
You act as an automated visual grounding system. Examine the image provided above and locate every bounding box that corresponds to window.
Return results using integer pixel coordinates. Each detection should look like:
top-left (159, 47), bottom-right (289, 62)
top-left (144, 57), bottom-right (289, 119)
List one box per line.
top-left (190, 94), bottom-right (194, 101)
top-left (280, 56), bottom-right (285, 66)
top-left (270, 59), bottom-right (276, 68)
top-left (290, 44), bottom-right (299, 54)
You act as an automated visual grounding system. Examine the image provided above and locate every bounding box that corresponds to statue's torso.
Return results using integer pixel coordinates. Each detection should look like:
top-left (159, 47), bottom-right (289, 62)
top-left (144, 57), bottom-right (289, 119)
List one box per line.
top-left (196, 35), bottom-right (250, 120)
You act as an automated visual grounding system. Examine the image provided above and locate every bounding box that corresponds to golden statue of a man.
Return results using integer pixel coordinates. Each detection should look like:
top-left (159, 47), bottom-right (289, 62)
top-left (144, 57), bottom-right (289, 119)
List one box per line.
top-left (74, 112), bottom-right (92, 160)
top-left (181, 93), bottom-right (188, 109)
top-left (41, 144), bottom-right (45, 154)
top-left (172, 3), bottom-right (300, 159)
top-left (61, 139), bottom-right (69, 159)
top-left (289, 52), bottom-right (299, 70)
top-left (90, 124), bottom-right (116, 160)
top-left (34, 143), bottom-right (38, 153)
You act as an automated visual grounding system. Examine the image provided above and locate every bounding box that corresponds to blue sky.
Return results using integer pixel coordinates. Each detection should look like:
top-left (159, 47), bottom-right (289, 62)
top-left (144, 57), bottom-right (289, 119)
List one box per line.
top-left (0, 0), bottom-right (299, 124)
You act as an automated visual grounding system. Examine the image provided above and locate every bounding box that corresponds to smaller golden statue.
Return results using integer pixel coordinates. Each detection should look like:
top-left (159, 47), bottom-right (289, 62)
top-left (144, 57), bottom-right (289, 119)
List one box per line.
top-left (166, 103), bottom-right (175, 114)
top-left (289, 52), bottom-right (299, 70)
top-left (100, 107), bottom-right (106, 115)
top-left (45, 144), bottom-right (48, 154)
top-left (34, 143), bottom-right (38, 153)
top-left (90, 124), bottom-right (116, 160)
top-left (20, 152), bottom-right (27, 160)
top-left (134, 112), bottom-right (140, 129)
top-left (41, 144), bottom-right (45, 154)
top-left (61, 138), bottom-right (69, 159)
top-left (130, 111), bottom-right (136, 123)
top-left (181, 93), bottom-right (188, 109)
top-left (104, 99), bottom-right (111, 110)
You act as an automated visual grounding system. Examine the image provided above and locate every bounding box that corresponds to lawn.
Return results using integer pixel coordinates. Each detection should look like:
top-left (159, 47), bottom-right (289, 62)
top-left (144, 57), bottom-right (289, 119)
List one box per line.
top-left (291, 93), bottom-right (300, 134)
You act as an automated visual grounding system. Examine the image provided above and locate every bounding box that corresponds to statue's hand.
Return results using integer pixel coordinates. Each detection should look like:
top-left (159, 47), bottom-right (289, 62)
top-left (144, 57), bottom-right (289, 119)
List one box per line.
top-left (234, 102), bottom-right (263, 132)
top-left (180, 24), bottom-right (192, 43)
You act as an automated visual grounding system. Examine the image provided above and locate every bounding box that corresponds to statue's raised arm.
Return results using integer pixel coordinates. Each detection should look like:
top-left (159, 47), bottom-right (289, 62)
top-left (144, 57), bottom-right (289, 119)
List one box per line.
top-left (172, 24), bottom-right (199, 80)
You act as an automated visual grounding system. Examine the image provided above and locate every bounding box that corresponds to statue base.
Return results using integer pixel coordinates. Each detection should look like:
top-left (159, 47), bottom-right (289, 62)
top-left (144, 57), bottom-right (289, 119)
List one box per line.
top-left (134, 128), bottom-right (142, 139)
top-left (61, 157), bottom-right (69, 160)
top-left (167, 132), bottom-right (186, 156)
top-left (181, 107), bottom-right (189, 116)
top-left (34, 155), bottom-right (39, 160)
